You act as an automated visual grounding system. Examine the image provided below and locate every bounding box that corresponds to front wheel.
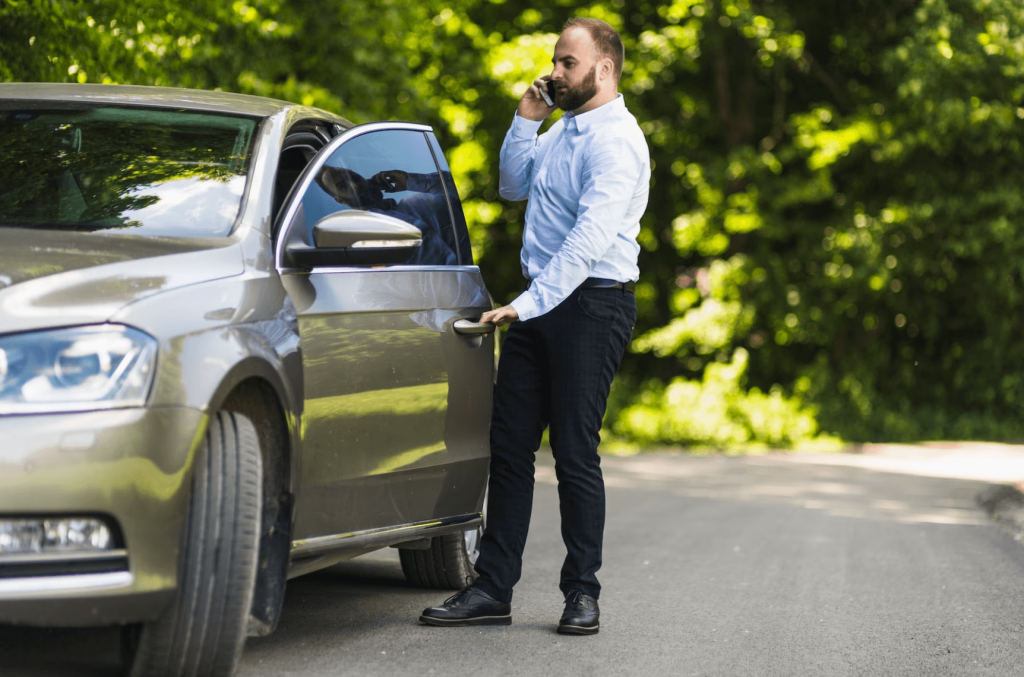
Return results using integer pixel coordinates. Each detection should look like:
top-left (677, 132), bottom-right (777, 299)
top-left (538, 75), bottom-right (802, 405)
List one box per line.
top-left (122, 411), bottom-right (262, 677)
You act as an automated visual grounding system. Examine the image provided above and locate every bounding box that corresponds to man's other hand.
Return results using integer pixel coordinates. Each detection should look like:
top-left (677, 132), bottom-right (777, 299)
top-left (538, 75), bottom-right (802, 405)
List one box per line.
top-left (480, 305), bottom-right (519, 327)
top-left (518, 77), bottom-right (556, 122)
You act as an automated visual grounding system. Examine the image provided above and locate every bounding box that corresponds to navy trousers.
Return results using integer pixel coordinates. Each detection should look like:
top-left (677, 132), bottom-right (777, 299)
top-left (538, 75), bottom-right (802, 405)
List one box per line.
top-left (473, 285), bottom-right (636, 603)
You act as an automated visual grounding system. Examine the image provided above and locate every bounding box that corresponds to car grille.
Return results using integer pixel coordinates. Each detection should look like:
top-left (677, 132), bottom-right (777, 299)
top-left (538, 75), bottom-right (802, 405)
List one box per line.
top-left (0, 550), bottom-right (130, 578)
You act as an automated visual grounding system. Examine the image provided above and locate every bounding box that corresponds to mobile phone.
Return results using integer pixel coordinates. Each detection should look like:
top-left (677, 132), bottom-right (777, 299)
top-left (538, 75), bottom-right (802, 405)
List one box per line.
top-left (539, 80), bottom-right (555, 107)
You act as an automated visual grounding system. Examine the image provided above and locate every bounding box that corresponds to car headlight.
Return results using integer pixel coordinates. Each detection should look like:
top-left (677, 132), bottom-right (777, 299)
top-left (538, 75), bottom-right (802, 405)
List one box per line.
top-left (0, 325), bottom-right (157, 414)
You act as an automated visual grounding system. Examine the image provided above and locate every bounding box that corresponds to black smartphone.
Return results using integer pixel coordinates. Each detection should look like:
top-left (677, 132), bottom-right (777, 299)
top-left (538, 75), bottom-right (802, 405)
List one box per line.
top-left (540, 80), bottom-right (555, 107)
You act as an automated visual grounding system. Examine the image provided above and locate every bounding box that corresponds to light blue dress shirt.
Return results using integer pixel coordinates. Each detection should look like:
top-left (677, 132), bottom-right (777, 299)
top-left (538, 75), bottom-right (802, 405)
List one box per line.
top-left (500, 94), bottom-right (650, 320)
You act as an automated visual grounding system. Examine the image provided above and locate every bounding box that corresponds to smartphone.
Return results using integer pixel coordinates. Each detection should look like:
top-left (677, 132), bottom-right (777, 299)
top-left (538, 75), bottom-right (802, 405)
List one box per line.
top-left (539, 80), bottom-right (555, 107)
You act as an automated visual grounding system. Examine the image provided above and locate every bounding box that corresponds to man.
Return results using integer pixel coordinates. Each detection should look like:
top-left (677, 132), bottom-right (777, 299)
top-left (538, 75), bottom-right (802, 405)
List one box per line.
top-left (420, 17), bottom-right (650, 635)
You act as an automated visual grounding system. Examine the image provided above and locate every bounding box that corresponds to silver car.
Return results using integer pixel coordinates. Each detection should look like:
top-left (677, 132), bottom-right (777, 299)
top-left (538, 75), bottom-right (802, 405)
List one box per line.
top-left (0, 83), bottom-right (495, 676)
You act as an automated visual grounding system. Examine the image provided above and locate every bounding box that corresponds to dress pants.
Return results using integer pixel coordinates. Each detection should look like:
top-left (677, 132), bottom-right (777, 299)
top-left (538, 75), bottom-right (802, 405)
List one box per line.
top-left (473, 285), bottom-right (636, 603)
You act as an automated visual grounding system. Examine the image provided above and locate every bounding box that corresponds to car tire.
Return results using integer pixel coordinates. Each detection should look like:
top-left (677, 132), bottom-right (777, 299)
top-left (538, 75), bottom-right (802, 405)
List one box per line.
top-left (122, 411), bottom-right (263, 677)
top-left (400, 488), bottom-right (486, 590)
top-left (399, 532), bottom-right (477, 590)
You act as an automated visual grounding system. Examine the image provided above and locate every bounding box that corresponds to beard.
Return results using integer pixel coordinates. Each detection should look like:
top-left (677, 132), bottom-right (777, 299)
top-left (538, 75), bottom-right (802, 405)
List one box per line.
top-left (555, 64), bottom-right (598, 112)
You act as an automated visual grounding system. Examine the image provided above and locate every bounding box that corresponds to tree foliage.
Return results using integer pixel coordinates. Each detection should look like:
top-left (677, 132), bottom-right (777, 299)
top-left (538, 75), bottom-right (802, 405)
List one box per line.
top-left (5, 0), bottom-right (1024, 446)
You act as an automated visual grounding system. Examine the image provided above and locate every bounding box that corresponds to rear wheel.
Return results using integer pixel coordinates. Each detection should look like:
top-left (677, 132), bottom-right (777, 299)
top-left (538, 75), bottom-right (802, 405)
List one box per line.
top-left (399, 532), bottom-right (477, 590)
top-left (400, 489), bottom-right (486, 590)
top-left (122, 411), bottom-right (262, 677)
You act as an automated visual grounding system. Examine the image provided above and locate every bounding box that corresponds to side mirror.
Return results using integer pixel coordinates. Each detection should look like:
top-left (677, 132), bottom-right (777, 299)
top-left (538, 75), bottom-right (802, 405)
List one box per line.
top-left (283, 210), bottom-right (422, 268)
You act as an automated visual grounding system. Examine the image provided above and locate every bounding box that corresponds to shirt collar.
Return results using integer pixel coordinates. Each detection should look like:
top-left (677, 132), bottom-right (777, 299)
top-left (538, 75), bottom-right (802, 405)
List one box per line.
top-left (562, 94), bottom-right (625, 133)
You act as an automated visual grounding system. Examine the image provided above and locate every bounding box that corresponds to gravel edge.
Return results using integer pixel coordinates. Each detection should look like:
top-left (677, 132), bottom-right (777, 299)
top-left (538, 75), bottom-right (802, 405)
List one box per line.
top-left (977, 484), bottom-right (1024, 541)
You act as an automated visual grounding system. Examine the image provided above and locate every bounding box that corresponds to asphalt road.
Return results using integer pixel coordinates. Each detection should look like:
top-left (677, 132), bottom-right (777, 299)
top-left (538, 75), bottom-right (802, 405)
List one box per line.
top-left (2, 450), bottom-right (1023, 676)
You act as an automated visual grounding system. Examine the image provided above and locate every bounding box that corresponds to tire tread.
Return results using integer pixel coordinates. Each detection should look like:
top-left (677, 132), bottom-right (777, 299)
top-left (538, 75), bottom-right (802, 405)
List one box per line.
top-left (400, 533), bottom-right (475, 590)
top-left (125, 412), bottom-right (262, 677)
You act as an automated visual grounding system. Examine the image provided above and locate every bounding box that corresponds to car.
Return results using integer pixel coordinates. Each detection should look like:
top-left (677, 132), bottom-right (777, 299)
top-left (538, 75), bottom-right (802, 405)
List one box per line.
top-left (0, 83), bottom-right (496, 677)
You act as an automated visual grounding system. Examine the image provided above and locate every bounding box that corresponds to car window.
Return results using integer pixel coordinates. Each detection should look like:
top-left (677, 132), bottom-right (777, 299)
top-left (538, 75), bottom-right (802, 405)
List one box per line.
top-left (0, 105), bottom-right (258, 237)
top-left (288, 129), bottom-right (460, 266)
top-left (426, 132), bottom-right (473, 266)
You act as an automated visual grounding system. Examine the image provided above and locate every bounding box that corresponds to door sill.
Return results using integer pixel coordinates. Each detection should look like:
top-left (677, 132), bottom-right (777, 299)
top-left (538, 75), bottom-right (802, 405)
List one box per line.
top-left (287, 513), bottom-right (481, 579)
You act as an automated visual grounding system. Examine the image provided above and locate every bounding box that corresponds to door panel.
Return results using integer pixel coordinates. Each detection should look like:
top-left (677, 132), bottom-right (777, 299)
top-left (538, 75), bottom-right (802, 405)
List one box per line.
top-left (285, 268), bottom-right (492, 539)
top-left (279, 124), bottom-right (492, 541)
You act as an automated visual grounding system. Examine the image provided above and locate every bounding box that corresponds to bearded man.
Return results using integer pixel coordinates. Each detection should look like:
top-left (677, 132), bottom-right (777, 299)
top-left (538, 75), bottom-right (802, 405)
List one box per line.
top-left (420, 17), bottom-right (650, 635)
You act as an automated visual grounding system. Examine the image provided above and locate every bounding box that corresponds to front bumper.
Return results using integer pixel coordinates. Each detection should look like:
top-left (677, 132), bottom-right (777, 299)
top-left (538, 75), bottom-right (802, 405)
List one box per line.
top-left (0, 406), bottom-right (206, 627)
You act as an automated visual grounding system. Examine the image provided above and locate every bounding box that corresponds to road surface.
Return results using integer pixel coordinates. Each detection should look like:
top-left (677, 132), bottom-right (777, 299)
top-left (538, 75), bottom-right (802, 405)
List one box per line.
top-left (2, 448), bottom-right (1022, 676)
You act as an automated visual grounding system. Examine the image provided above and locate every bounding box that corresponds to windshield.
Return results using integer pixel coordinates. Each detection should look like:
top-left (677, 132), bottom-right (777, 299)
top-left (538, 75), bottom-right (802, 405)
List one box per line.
top-left (0, 105), bottom-right (259, 237)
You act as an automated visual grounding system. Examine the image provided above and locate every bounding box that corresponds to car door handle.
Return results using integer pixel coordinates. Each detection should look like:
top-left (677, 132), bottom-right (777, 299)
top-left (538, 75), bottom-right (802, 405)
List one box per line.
top-left (453, 319), bottom-right (496, 335)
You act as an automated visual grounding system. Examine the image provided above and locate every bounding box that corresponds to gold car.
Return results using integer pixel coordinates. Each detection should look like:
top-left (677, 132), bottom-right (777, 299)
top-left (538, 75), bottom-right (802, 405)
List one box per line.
top-left (0, 83), bottom-right (495, 677)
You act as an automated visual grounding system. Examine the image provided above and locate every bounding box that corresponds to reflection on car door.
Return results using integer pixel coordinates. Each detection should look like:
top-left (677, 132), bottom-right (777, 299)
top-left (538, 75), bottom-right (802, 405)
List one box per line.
top-left (277, 123), bottom-right (493, 542)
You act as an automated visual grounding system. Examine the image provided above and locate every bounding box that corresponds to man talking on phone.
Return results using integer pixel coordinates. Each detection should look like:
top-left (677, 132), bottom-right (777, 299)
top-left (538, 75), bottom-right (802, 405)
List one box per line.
top-left (420, 17), bottom-right (650, 635)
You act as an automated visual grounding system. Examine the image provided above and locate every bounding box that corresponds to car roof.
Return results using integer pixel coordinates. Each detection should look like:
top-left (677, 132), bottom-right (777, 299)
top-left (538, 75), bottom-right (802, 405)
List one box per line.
top-left (0, 82), bottom-right (353, 126)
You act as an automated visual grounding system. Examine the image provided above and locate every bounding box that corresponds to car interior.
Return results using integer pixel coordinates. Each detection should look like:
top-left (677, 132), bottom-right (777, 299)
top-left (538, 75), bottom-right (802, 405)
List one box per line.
top-left (272, 121), bottom-right (335, 225)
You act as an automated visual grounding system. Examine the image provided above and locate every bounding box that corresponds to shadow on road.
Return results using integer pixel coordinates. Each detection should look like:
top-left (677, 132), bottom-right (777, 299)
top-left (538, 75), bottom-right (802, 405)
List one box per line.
top-left (0, 555), bottom-right (422, 677)
top-left (243, 553), bottom-right (447, 656)
top-left (0, 624), bottom-right (123, 677)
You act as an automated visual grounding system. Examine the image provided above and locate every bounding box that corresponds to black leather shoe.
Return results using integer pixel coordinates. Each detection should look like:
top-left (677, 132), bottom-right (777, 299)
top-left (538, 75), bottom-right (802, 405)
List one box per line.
top-left (558, 590), bottom-right (599, 635)
top-left (420, 586), bottom-right (512, 626)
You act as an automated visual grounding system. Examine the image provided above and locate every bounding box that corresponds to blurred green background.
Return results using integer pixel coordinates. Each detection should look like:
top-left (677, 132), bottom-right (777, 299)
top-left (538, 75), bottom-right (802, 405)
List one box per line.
top-left (5, 0), bottom-right (1024, 450)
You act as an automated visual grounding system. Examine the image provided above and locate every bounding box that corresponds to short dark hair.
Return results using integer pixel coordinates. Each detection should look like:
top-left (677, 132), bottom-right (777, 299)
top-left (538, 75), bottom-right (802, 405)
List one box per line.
top-left (564, 17), bottom-right (624, 82)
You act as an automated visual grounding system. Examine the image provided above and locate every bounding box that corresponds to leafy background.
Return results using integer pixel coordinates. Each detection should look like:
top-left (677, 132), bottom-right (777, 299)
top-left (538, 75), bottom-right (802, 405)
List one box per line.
top-left (5, 0), bottom-right (1024, 450)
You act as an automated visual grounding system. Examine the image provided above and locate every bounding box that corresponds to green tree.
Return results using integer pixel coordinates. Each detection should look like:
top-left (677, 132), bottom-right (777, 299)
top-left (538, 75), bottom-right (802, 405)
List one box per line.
top-left (464, 0), bottom-right (1024, 446)
top-left (5, 0), bottom-right (1024, 448)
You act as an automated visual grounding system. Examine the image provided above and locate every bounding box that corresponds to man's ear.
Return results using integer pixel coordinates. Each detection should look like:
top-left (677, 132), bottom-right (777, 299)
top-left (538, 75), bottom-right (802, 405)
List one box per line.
top-left (599, 57), bottom-right (615, 83)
